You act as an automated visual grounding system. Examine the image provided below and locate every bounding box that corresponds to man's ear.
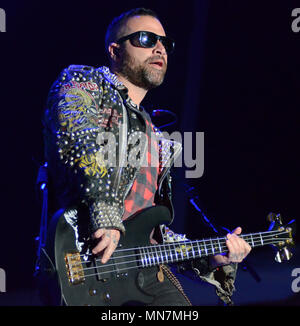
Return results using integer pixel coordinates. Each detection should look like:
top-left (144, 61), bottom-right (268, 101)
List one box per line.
top-left (108, 43), bottom-right (121, 61)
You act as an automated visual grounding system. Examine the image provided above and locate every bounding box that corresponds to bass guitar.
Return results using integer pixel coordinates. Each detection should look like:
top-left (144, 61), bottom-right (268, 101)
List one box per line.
top-left (38, 205), bottom-right (296, 306)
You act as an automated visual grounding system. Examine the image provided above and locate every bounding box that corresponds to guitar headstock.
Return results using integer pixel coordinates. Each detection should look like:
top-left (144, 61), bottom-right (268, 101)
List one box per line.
top-left (267, 212), bottom-right (296, 263)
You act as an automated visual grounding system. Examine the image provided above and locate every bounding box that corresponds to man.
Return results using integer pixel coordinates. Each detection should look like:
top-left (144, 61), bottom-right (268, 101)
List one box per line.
top-left (42, 8), bottom-right (251, 306)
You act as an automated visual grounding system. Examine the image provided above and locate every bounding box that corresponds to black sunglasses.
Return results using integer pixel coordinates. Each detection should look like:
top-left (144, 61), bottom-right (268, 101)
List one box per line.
top-left (116, 31), bottom-right (175, 54)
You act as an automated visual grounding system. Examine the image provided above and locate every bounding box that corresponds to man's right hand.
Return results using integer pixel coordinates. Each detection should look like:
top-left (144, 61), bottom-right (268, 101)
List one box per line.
top-left (92, 228), bottom-right (120, 264)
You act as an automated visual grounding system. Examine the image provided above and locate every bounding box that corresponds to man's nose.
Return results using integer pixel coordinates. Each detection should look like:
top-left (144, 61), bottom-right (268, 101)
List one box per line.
top-left (153, 40), bottom-right (167, 56)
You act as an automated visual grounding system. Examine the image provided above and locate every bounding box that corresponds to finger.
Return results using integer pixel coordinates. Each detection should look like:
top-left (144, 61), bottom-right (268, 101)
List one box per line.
top-left (226, 234), bottom-right (238, 261)
top-left (243, 241), bottom-right (252, 257)
top-left (246, 242), bottom-right (252, 253)
top-left (101, 240), bottom-right (118, 264)
top-left (235, 236), bottom-right (252, 258)
top-left (92, 236), bottom-right (110, 255)
top-left (226, 234), bottom-right (243, 262)
top-left (228, 228), bottom-right (243, 254)
top-left (93, 228), bottom-right (105, 239)
top-left (227, 233), bottom-right (240, 253)
top-left (232, 227), bottom-right (242, 235)
top-left (101, 231), bottom-right (120, 263)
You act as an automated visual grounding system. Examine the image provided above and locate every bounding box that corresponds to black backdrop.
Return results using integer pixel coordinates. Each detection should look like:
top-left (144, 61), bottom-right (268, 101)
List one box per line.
top-left (0, 0), bottom-right (299, 297)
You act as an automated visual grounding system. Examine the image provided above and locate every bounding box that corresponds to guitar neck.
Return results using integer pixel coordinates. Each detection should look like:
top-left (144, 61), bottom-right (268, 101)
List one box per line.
top-left (138, 229), bottom-right (285, 267)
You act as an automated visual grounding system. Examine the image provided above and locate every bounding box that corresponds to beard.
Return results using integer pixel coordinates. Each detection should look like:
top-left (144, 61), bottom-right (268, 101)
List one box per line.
top-left (118, 50), bottom-right (167, 90)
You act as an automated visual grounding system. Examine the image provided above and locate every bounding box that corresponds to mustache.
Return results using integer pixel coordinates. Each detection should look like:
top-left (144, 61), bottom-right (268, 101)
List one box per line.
top-left (145, 55), bottom-right (167, 65)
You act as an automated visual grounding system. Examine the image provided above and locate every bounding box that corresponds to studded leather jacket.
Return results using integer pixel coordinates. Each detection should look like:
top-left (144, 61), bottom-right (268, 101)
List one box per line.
top-left (43, 65), bottom-right (181, 234)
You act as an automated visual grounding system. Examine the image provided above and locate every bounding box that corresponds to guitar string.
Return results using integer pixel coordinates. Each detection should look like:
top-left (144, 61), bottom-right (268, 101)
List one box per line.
top-left (69, 238), bottom-right (288, 280)
top-left (70, 229), bottom-right (289, 264)
top-left (83, 235), bottom-right (289, 268)
top-left (74, 230), bottom-right (289, 257)
top-left (67, 235), bottom-right (289, 277)
top-left (96, 234), bottom-right (289, 266)
top-left (72, 233), bottom-right (286, 267)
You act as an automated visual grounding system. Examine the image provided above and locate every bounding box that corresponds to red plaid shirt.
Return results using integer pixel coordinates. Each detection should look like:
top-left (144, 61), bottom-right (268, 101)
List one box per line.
top-left (123, 117), bottom-right (159, 220)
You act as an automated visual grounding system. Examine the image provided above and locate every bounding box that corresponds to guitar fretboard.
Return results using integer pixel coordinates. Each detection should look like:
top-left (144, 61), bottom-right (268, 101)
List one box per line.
top-left (138, 229), bottom-right (287, 267)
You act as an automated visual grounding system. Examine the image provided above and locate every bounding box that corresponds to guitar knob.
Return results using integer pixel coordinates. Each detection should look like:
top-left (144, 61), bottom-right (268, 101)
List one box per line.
top-left (103, 292), bottom-right (111, 303)
top-left (89, 288), bottom-right (98, 296)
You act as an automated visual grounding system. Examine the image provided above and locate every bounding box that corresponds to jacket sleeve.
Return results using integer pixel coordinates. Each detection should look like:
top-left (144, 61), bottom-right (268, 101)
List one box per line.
top-left (43, 65), bottom-right (125, 234)
top-left (160, 226), bottom-right (238, 305)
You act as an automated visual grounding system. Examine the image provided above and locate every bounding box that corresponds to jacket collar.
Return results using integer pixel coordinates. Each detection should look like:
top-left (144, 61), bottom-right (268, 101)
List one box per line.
top-left (97, 66), bottom-right (143, 112)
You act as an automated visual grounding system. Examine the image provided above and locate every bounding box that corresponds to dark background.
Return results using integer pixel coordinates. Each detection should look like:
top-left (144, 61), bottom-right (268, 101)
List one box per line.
top-left (0, 0), bottom-right (299, 304)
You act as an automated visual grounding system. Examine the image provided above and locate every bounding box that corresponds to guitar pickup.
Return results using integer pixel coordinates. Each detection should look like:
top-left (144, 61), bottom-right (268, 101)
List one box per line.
top-left (65, 252), bottom-right (85, 285)
top-left (94, 256), bottom-right (113, 282)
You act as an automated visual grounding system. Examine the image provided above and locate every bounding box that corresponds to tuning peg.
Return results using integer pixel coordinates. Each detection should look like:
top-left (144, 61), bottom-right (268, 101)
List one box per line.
top-left (275, 247), bottom-right (293, 263)
top-left (267, 212), bottom-right (276, 222)
top-left (267, 212), bottom-right (282, 224)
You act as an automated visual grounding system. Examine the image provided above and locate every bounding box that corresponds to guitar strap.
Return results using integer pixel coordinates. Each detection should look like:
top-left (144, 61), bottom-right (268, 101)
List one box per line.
top-left (160, 264), bottom-right (192, 306)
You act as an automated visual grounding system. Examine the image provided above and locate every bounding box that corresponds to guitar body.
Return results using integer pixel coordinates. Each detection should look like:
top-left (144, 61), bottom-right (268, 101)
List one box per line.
top-left (39, 205), bottom-right (172, 306)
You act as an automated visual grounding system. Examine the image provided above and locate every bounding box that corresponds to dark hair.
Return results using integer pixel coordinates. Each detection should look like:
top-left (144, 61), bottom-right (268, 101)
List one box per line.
top-left (105, 8), bottom-right (159, 53)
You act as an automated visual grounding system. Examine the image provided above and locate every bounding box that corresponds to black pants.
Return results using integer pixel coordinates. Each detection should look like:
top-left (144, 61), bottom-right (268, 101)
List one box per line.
top-left (133, 266), bottom-right (191, 306)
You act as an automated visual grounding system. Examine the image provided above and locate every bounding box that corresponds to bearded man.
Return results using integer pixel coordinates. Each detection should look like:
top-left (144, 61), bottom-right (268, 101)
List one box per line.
top-left (41, 7), bottom-right (251, 306)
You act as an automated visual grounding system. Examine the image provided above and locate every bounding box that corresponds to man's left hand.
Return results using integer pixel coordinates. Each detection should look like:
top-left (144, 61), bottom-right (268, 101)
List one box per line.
top-left (209, 227), bottom-right (252, 269)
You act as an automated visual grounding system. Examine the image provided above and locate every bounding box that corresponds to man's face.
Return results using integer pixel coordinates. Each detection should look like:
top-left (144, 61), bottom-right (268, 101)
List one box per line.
top-left (116, 15), bottom-right (168, 90)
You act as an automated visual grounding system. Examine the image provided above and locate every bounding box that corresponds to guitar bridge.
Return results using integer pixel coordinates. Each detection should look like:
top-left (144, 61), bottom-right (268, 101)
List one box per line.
top-left (65, 252), bottom-right (85, 285)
